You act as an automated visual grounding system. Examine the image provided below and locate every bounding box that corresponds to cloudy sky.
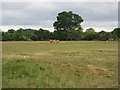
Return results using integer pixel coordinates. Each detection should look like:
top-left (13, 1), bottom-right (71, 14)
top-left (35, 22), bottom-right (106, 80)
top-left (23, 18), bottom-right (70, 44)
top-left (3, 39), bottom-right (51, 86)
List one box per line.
top-left (1, 1), bottom-right (118, 32)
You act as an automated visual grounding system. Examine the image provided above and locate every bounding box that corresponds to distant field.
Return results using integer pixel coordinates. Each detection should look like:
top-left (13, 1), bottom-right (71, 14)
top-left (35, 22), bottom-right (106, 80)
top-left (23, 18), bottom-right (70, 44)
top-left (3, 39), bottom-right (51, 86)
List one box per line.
top-left (2, 41), bottom-right (118, 88)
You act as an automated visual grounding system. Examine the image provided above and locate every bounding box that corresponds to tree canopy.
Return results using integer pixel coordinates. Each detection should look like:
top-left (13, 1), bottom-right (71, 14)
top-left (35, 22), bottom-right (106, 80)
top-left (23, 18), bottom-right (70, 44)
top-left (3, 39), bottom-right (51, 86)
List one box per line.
top-left (2, 27), bottom-right (119, 41)
top-left (53, 11), bottom-right (83, 31)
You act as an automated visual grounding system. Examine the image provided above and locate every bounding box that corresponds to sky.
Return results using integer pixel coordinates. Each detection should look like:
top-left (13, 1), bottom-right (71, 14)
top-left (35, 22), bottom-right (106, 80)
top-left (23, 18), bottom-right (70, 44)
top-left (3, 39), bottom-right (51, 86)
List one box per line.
top-left (0, 1), bottom-right (118, 32)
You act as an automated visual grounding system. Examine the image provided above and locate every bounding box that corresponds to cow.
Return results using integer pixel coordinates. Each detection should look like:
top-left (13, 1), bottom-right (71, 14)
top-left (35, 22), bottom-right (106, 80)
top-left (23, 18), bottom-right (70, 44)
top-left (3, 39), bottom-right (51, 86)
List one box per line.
top-left (49, 40), bottom-right (60, 43)
top-left (49, 40), bottom-right (53, 43)
top-left (55, 40), bottom-right (60, 43)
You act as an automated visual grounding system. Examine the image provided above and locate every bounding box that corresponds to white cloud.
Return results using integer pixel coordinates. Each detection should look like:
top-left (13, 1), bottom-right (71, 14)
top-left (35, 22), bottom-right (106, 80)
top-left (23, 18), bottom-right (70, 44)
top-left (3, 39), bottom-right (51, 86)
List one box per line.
top-left (27, 2), bottom-right (57, 10)
top-left (82, 21), bottom-right (117, 32)
top-left (3, 10), bottom-right (26, 17)
top-left (81, 21), bottom-right (117, 27)
top-left (1, 25), bottom-right (55, 32)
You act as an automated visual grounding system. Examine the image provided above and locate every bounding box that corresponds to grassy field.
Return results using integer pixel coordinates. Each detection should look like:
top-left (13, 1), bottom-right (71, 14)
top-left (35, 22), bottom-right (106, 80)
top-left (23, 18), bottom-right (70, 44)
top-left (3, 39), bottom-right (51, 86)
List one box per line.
top-left (2, 41), bottom-right (118, 88)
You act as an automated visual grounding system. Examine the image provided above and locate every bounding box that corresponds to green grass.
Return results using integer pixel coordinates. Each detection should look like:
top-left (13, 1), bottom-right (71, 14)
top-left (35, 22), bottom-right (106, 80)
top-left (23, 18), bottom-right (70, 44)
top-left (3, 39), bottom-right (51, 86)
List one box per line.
top-left (2, 41), bottom-right (118, 88)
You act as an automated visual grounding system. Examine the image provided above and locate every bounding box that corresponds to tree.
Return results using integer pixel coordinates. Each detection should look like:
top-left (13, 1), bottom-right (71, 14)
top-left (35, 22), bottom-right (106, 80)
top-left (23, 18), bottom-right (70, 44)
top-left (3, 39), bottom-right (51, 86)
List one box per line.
top-left (53, 11), bottom-right (83, 31)
top-left (67, 28), bottom-right (83, 41)
top-left (2, 31), bottom-right (15, 41)
top-left (53, 30), bottom-right (68, 40)
top-left (2, 32), bottom-right (10, 41)
top-left (98, 31), bottom-right (111, 41)
top-left (8, 29), bottom-right (15, 33)
top-left (34, 28), bottom-right (51, 41)
top-left (111, 28), bottom-right (120, 40)
top-left (15, 28), bottom-right (29, 41)
top-left (84, 28), bottom-right (98, 40)
top-left (85, 28), bottom-right (95, 33)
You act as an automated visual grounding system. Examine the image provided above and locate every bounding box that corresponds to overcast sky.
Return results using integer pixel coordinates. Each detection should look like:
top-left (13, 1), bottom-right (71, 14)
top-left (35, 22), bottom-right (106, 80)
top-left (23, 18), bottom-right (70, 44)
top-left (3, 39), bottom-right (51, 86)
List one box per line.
top-left (1, 2), bottom-right (118, 32)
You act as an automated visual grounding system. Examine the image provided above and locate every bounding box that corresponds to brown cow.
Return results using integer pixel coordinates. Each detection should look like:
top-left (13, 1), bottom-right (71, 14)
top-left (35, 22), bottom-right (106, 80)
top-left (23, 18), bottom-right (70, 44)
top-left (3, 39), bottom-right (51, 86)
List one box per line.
top-left (49, 40), bottom-right (60, 43)
top-left (55, 40), bottom-right (60, 43)
top-left (49, 40), bottom-right (53, 43)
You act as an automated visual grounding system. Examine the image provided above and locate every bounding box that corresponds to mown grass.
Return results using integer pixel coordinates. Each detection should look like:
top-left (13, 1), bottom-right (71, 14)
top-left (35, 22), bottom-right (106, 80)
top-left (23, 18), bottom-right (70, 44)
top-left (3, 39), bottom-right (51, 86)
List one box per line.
top-left (2, 41), bottom-right (118, 88)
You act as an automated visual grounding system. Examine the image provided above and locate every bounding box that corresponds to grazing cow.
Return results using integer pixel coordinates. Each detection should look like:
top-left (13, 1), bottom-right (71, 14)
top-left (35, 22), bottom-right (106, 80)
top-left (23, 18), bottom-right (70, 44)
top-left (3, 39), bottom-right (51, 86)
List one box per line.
top-left (55, 40), bottom-right (60, 43)
top-left (51, 40), bottom-right (55, 43)
top-left (49, 40), bottom-right (60, 43)
top-left (49, 40), bottom-right (53, 43)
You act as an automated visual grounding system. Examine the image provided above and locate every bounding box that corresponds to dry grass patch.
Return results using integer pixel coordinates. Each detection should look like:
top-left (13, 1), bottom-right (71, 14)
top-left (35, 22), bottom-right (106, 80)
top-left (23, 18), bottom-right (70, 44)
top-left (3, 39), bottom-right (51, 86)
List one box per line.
top-left (87, 65), bottom-right (113, 78)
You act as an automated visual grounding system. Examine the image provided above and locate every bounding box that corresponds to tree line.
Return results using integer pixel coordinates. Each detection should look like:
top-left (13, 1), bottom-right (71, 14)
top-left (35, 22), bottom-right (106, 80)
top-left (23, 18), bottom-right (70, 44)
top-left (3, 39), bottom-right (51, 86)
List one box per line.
top-left (2, 27), bottom-right (119, 41)
top-left (2, 11), bottom-right (120, 41)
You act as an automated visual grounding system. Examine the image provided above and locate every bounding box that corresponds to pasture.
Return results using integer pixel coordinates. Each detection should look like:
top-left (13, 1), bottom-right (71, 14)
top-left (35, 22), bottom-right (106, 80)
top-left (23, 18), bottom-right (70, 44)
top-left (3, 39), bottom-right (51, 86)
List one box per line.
top-left (2, 41), bottom-right (118, 88)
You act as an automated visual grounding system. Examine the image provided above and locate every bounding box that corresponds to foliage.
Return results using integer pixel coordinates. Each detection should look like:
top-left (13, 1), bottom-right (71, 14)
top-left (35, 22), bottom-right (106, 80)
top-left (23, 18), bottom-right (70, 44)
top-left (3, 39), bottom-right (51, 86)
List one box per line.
top-left (111, 28), bottom-right (120, 40)
top-left (2, 27), bottom-right (119, 41)
top-left (97, 31), bottom-right (112, 41)
top-left (53, 11), bottom-right (83, 31)
top-left (67, 29), bottom-right (83, 40)
top-left (84, 28), bottom-right (97, 40)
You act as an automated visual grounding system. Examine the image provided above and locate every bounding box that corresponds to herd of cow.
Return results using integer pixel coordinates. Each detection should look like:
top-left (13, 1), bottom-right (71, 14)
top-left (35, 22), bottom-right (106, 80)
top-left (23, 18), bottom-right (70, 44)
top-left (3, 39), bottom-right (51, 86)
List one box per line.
top-left (49, 40), bottom-right (60, 43)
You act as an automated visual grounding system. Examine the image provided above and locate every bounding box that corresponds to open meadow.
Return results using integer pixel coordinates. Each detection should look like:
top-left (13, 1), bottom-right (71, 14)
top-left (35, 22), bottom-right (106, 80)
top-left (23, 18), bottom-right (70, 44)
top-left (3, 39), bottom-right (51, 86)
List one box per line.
top-left (2, 41), bottom-right (118, 88)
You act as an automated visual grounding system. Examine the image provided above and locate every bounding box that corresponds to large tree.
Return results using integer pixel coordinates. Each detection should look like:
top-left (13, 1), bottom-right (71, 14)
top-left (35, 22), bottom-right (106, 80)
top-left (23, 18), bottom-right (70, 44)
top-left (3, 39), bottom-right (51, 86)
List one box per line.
top-left (53, 11), bottom-right (83, 31)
